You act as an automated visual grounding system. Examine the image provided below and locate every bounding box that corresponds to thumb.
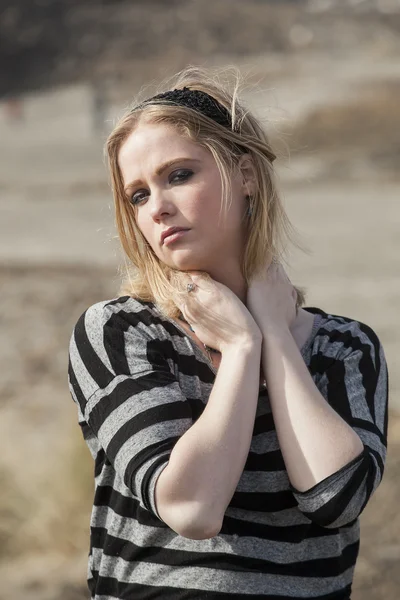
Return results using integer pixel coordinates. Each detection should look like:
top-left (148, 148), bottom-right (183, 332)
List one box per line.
top-left (188, 272), bottom-right (204, 285)
top-left (188, 271), bottom-right (214, 289)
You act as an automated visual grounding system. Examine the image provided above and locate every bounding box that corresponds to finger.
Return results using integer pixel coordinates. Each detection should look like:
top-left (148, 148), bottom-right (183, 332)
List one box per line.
top-left (184, 273), bottom-right (200, 289)
top-left (181, 303), bottom-right (195, 326)
top-left (189, 272), bottom-right (213, 291)
top-left (187, 270), bottom-right (202, 279)
top-left (186, 280), bottom-right (198, 293)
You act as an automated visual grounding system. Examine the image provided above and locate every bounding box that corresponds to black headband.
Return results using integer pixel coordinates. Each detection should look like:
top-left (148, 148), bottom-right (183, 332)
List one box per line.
top-left (140, 87), bottom-right (232, 128)
top-left (137, 87), bottom-right (276, 163)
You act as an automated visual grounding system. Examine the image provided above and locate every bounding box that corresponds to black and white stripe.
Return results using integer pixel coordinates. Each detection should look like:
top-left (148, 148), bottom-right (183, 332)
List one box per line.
top-left (68, 297), bottom-right (388, 599)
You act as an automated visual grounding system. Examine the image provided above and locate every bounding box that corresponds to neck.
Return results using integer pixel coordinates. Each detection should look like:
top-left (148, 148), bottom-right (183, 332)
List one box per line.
top-left (197, 264), bottom-right (248, 305)
top-left (178, 267), bottom-right (311, 355)
top-left (183, 265), bottom-right (307, 342)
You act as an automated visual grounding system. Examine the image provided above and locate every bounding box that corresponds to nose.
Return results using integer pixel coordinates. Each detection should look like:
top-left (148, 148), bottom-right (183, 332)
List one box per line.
top-left (149, 189), bottom-right (174, 221)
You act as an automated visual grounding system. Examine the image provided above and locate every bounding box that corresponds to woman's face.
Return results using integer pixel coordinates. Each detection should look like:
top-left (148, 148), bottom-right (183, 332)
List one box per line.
top-left (118, 121), bottom-right (249, 275)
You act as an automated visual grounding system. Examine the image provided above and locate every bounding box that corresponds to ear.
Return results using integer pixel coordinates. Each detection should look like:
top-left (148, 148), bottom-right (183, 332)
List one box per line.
top-left (238, 153), bottom-right (256, 197)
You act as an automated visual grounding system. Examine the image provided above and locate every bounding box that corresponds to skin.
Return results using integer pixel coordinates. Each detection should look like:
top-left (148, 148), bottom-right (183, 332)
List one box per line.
top-left (119, 121), bottom-right (248, 301)
top-left (244, 263), bottom-right (364, 491)
top-left (119, 121), bottom-right (364, 493)
top-left (118, 121), bottom-right (314, 354)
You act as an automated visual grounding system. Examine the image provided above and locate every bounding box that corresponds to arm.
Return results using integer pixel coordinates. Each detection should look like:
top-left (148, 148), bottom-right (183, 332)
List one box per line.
top-left (261, 325), bottom-right (364, 492)
top-left (155, 340), bottom-right (262, 539)
top-left (261, 321), bottom-right (388, 528)
top-left (69, 299), bottom-right (262, 540)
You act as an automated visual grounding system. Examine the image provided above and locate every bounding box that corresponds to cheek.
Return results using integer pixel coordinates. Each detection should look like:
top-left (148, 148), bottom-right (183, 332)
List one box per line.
top-left (134, 217), bottom-right (154, 250)
top-left (190, 194), bottom-right (220, 225)
top-left (193, 177), bottom-right (223, 214)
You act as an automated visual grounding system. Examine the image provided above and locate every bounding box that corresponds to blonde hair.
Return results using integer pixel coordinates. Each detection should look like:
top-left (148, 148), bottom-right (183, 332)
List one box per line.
top-left (106, 66), bottom-right (305, 320)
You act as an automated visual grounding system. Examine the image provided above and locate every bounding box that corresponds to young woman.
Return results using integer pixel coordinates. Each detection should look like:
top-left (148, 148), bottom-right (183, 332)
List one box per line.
top-left (68, 67), bottom-right (389, 600)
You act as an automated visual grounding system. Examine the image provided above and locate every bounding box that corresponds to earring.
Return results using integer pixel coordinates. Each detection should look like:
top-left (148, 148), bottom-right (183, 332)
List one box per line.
top-left (246, 195), bottom-right (253, 217)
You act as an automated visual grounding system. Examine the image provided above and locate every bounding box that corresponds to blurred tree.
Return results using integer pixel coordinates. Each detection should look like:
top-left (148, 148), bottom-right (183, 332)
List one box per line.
top-left (0, 0), bottom-right (307, 97)
top-left (0, 0), bottom-right (70, 96)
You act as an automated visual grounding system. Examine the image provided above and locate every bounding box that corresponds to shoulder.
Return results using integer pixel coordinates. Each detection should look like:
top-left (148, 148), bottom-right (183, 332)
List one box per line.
top-left (306, 307), bottom-right (385, 369)
top-left (306, 308), bottom-right (388, 431)
top-left (83, 295), bottom-right (154, 324)
top-left (71, 295), bottom-right (162, 343)
top-left (68, 295), bottom-right (164, 377)
top-left (68, 296), bottom-right (177, 399)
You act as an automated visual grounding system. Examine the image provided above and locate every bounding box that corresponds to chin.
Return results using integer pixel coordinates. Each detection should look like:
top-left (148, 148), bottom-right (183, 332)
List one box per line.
top-left (166, 253), bottom-right (210, 272)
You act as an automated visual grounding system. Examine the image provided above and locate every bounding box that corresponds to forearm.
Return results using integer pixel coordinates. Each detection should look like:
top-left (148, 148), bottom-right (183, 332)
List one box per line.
top-left (261, 326), bottom-right (364, 492)
top-left (155, 341), bottom-right (262, 538)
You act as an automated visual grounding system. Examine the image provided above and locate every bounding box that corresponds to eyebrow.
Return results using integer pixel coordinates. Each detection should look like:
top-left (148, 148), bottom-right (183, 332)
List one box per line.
top-left (123, 157), bottom-right (201, 194)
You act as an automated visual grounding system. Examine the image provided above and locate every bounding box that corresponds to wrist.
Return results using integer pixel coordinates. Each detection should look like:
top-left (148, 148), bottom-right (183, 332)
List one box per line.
top-left (259, 321), bottom-right (292, 341)
top-left (221, 336), bottom-right (262, 356)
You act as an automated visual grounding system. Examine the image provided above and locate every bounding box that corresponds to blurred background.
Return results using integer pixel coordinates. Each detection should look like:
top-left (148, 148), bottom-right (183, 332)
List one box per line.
top-left (0, 0), bottom-right (399, 598)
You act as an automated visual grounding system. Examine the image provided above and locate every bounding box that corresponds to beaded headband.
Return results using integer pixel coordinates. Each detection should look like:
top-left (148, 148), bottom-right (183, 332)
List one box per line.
top-left (138, 87), bottom-right (276, 163)
top-left (140, 87), bottom-right (232, 128)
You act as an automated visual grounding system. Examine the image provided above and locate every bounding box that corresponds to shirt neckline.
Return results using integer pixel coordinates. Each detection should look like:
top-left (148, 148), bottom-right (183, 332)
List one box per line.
top-left (300, 309), bottom-right (324, 360)
top-left (155, 304), bottom-right (324, 376)
top-left (161, 310), bottom-right (219, 374)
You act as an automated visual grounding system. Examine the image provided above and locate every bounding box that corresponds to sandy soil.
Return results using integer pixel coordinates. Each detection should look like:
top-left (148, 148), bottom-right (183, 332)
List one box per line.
top-left (1, 48), bottom-right (399, 599)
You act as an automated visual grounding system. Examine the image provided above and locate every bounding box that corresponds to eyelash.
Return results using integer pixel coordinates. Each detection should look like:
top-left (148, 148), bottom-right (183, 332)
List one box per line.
top-left (130, 169), bottom-right (193, 206)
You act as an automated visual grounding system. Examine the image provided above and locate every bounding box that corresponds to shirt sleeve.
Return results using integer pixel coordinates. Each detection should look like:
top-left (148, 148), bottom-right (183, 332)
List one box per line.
top-left (291, 324), bottom-right (389, 528)
top-left (68, 298), bottom-right (193, 520)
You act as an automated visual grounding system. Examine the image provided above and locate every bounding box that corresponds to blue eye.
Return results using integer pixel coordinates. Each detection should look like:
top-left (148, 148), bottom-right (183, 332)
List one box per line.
top-left (130, 190), bottom-right (148, 205)
top-left (129, 169), bottom-right (193, 206)
top-left (169, 169), bottom-right (193, 184)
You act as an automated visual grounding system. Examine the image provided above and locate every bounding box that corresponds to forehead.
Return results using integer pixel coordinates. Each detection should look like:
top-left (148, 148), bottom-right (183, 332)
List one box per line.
top-left (118, 122), bottom-right (205, 182)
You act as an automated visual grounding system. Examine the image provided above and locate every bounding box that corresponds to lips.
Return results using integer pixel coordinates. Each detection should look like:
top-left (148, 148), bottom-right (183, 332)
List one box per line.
top-left (161, 227), bottom-right (190, 244)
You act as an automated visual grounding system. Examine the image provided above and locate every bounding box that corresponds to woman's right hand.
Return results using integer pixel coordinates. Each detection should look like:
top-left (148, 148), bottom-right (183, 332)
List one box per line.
top-left (178, 271), bottom-right (262, 354)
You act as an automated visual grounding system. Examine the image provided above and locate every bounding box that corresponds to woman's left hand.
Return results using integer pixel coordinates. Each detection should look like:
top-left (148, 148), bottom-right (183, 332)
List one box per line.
top-left (246, 261), bottom-right (298, 334)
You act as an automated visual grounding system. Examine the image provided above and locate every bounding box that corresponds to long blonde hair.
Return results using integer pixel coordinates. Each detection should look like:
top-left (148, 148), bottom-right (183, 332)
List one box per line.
top-left (106, 66), bottom-right (305, 320)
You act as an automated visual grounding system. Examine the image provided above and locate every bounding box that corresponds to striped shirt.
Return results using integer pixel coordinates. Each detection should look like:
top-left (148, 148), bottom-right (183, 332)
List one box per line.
top-left (68, 296), bottom-right (388, 600)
